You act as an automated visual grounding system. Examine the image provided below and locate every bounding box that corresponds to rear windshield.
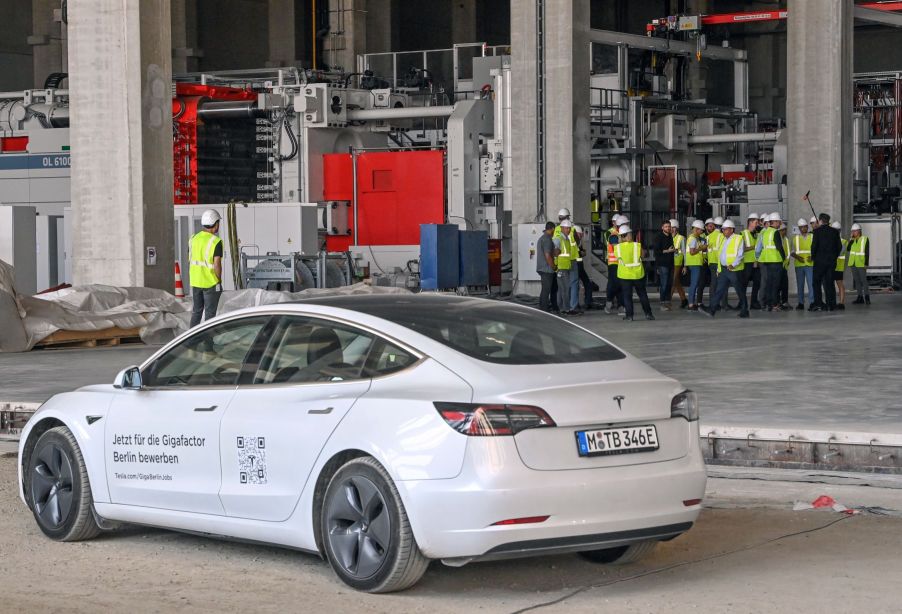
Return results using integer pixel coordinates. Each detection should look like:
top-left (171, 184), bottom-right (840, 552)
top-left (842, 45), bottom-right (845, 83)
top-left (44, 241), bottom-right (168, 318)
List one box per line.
top-left (363, 299), bottom-right (625, 364)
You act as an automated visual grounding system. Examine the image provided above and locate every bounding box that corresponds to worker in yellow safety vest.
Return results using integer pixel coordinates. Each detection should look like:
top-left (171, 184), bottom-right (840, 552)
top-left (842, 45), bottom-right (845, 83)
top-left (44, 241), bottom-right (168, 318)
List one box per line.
top-left (739, 213), bottom-right (762, 310)
top-left (615, 225), bottom-right (654, 321)
top-left (685, 219), bottom-right (707, 311)
top-left (189, 209), bottom-right (224, 327)
top-left (700, 220), bottom-right (749, 318)
top-left (754, 213), bottom-right (786, 311)
top-left (554, 219), bottom-right (577, 315)
top-left (831, 221), bottom-right (847, 309)
top-left (603, 214), bottom-right (627, 314)
top-left (848, 223), bottom-right (870, 305)
top-left (791, 218), bottom-right (814, 310)
top-left (669, 218), bottom-right (688, 308)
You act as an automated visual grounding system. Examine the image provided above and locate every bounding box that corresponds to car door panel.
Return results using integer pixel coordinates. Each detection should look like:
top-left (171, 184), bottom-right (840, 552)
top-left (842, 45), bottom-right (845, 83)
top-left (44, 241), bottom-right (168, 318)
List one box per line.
top-left (105, 389), bottom-right (234, 515)
top-left (218, 314), bottom-right (378, 522)
top-left (218, 381), bottom-right (371, 521)
top-left (104, 315), bottom-right (272, 515)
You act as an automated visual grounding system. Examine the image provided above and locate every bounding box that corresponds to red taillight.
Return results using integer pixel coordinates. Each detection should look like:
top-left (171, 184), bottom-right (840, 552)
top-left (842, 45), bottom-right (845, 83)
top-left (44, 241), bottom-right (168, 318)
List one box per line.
top-left (683, 498), bottom-right (702, 507)
top-left (491, 515), bottom-right (550, 526)
top-left (434, 402), bottom-right (556, 436)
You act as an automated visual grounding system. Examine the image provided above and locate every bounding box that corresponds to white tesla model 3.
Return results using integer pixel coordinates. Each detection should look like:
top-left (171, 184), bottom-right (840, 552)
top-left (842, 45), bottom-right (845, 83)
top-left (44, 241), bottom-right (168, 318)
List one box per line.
top-left (18, 295), bottom-right (706, 592)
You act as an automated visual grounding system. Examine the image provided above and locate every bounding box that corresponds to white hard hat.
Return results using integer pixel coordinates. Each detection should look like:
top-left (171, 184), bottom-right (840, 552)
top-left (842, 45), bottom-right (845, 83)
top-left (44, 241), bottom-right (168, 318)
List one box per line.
top-left (771, 211), bottom-right (781, 220)
top-left (201, 209), bottom-right (221, 227)
top-left (721, 219), bottom-right (736, 229)
top-left (704, 218), bottom-right (715, 225)
top-left (851, 223), bottom-right (862, 231)
top-left (747, 212), bottom-right (759, 220)
top-left (616, 214), bottom-right (629, 225)
top-left (809, 216), bottom-right (818, 224)
top-left (572, 224), bottom-right (583, 234)
top-left (669, 218), bottom-right (679, 227)
top-left (714, 216), bottom-right (724, 226)
top-left (558, 208), bottom-right (571, 218)
top-left (619, 225), bottom-right (633, 234)
top-left (692, 219), bottom-right (705, 230)
top-left (560, 218), bottom-right (573, 228)
top-left (831, 221), bottom-right (841, 230)
top-left (797, 218), bottom-right (808, 227)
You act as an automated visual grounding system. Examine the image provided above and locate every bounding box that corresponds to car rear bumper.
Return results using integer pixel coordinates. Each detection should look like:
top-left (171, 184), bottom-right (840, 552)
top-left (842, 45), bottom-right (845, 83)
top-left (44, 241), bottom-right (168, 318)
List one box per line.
top-left (397, 435), bottom-right (707, 561)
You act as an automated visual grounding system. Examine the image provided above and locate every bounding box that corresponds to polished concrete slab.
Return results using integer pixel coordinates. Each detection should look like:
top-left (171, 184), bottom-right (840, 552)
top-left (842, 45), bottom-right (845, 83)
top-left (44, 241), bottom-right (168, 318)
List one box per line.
top-left (0, 294), bottom-right (899, 439)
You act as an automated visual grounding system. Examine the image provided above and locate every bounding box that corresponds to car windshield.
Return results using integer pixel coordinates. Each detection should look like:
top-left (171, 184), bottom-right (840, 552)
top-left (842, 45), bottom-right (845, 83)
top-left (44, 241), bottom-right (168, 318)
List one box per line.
top-left (336, 297), bottom-right (625, 365)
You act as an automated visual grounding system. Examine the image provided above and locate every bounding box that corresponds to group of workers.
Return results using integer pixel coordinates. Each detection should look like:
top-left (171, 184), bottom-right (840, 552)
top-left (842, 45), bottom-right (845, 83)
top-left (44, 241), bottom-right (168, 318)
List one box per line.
top-left (537, 207), bottom-right (872, 321)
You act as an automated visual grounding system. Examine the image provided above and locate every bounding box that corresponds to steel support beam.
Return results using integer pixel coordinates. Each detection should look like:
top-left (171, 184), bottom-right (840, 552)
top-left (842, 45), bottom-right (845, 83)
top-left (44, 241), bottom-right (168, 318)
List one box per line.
top-left (854, 5), bottom-right (902, 27)
top-left (588, 28), bottom-right (746, 62)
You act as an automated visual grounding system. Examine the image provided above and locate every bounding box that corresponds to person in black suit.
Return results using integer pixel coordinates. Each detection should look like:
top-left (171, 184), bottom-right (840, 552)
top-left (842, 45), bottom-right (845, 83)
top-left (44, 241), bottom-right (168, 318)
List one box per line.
top-left (810, 212), bottom-right (842, 311)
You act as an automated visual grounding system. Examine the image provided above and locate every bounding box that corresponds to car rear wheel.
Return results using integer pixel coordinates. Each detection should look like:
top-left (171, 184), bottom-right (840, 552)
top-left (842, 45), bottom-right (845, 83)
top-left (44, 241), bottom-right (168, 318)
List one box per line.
top-left (321, 457), bottom-right (428, 592)
top-left (28, 426), bottom-right (101, 541)
top-left (579, 540), bottom-right (657, 564)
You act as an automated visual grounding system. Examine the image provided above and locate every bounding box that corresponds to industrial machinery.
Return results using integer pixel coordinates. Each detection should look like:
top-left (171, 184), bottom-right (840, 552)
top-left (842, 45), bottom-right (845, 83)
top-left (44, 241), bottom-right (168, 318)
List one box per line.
top-left (2, 34), bottom-right (900, 294)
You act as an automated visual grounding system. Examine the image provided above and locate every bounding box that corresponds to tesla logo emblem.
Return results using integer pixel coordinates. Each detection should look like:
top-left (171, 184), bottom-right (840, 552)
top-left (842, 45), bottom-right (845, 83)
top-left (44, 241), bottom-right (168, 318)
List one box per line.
top-left (613, 395), bottom-right (625, 410)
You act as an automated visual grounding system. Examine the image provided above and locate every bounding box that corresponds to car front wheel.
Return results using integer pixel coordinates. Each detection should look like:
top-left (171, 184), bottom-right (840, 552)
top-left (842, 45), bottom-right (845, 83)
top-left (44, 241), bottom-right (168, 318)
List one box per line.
top-left (321, 457), bottom-right (428, 592)
top-left (28, 426), bottom-right (101, 541)
top-left (579, 540), bottom-right (658, 564)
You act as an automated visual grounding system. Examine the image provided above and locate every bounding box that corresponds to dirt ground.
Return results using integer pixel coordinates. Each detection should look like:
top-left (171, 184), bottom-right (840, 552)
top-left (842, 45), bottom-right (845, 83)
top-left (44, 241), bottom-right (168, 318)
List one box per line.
top-left (2, 454), bottom-right (901, 613)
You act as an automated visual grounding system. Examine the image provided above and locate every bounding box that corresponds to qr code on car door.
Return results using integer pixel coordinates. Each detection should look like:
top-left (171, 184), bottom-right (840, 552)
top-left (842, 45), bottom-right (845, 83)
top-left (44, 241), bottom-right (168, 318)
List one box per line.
top-left (237, 436), bottom-right (267, 485)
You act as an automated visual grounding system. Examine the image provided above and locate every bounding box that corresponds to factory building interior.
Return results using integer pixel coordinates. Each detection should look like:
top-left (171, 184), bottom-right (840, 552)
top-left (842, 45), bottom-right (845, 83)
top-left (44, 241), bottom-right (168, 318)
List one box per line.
top-left (1, 0), bottom-right (902, 611)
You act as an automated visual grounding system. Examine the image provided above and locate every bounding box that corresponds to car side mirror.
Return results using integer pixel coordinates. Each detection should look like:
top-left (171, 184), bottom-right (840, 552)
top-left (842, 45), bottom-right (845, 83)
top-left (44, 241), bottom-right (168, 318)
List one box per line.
top-left (113, 366), bottom-right (143, 390)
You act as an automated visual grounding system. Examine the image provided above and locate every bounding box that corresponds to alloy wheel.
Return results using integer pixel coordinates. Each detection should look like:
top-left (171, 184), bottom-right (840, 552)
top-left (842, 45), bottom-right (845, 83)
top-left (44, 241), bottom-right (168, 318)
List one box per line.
top-left (31, 443), bottom-right (75, 529)
top-left (325, 475), bottom-right (392, 579)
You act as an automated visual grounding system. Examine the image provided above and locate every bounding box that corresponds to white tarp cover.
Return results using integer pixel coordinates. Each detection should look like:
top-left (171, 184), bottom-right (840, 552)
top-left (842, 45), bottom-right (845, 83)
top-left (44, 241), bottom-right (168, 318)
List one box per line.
top-left (0, 260), bottom-right (409, 353)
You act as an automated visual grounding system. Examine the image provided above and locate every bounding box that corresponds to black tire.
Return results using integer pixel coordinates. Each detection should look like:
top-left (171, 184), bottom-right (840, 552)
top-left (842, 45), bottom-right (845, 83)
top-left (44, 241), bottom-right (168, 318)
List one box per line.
top-left (579, 539), bottom-right (657, 565)
top-left (28, 426), bottom-right (101, 541)
top-left (320, 457), bottom-right (428, 592)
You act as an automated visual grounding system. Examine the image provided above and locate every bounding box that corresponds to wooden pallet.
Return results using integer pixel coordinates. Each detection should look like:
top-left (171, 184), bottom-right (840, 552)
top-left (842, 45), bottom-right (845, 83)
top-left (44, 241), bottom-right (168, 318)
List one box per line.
top-left (34, 326), bottom-right (143, 349)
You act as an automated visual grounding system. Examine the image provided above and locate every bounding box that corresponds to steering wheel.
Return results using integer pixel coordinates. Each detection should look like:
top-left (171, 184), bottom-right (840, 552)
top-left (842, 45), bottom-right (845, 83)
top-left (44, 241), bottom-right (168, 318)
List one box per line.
top-left (212, 363), bottom-right (242, 379)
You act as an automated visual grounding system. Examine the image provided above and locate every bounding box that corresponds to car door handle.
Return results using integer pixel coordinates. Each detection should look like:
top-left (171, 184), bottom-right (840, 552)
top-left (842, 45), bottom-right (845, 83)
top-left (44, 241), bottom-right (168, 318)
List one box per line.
top-left (308, 407), bottom-right (334, 415)
top-left (194, 405), bottom-right (218, 412)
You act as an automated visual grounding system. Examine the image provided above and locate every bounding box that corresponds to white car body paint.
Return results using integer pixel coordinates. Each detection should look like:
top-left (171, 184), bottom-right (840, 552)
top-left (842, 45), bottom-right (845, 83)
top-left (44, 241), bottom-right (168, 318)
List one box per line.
top-left (19, 297), bottom-right (706, 564)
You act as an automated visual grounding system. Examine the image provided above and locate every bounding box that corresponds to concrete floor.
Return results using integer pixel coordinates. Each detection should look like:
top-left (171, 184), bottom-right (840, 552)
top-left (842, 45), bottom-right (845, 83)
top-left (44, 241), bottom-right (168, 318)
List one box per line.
top-left (0, 294), bottom-right (899, 437)
top-left (2, 452), bottom-right (901, 612)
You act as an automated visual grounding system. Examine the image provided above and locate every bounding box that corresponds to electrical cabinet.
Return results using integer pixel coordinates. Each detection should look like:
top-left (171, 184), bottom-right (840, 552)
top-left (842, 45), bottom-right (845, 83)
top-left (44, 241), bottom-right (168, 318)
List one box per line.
top-left (515, 223), bottom-right (546, 282)
top-left (0, 205), bottom-right (37, 295)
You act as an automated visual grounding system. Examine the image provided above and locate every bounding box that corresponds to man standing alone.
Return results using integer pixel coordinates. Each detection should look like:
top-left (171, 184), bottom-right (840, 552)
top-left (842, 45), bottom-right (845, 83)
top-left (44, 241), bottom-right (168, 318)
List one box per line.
top-left (653, 219), bottom-right (675, 311)
top-left (536, 221), bottom-right (557, 312)
top-left (189, 209), bottom-right (224, 327)
top-left (810, 212), bottom-right (842, 311)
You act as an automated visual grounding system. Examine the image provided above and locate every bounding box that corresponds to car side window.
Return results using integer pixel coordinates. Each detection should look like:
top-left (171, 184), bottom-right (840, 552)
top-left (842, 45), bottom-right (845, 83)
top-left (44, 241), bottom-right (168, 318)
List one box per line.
top-left (255, 316), bottom-right (376, 384)
top-left (363, 339), bottom-right (418, 377)
top-left (143, 316), bottom-right (270, 387)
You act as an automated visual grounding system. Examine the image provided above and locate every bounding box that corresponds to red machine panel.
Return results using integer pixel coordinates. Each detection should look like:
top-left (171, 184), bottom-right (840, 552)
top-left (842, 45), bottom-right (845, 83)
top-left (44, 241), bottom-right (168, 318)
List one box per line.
top-left (172, 83), bottom-right (256, 204)
top-left (323, 150), bottom-right (445, 251)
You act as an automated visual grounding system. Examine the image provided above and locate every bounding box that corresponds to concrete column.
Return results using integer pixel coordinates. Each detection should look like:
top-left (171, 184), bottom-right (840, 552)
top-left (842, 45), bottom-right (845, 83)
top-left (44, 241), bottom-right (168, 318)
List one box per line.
top-left (365, 0), bottom-right (398, 54)
top-left (267, 0), bottom-right (305, 67)
top-left (29, 0), bottom-right (66, 88)
top-left (326, 0), bottom-right (367, 73)
top-left (451, 0), bottom-right (476, 44)
top-left (69, 0), bottom-right (174, 290)
top-left (510, 0), bottom-right (591, 285)
top-left (511, 0), bottom-right (591, 225)
top-left (786, 0), bottom-right (854, 229)
top-left (510, 0), bottom-right (539, 229)
top-left (172, 0), bottom-right (201, 73)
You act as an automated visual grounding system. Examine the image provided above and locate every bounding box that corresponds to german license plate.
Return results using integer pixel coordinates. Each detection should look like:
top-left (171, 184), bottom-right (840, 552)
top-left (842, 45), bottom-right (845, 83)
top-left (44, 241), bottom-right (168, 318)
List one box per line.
top-left (575, 425), bottom-right (659, 457)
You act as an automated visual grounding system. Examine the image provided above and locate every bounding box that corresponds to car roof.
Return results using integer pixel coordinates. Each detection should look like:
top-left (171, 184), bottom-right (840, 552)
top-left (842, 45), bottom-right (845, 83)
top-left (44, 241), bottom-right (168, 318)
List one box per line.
top-left (293, 293), bottom-right (491, 311)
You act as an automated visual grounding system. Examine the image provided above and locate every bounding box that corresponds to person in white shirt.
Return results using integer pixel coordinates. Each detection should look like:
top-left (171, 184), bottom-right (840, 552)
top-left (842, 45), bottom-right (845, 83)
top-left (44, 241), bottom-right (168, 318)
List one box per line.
top-left (701, 220), bottom-right (749, 318)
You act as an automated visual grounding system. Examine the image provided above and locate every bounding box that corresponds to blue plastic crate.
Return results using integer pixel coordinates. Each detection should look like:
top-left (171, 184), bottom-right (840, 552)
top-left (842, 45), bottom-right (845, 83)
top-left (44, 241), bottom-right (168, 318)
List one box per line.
top-left (420, 224), bottom-right (460, 289)
top-left (459, 230), bottom-right (489, 286)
